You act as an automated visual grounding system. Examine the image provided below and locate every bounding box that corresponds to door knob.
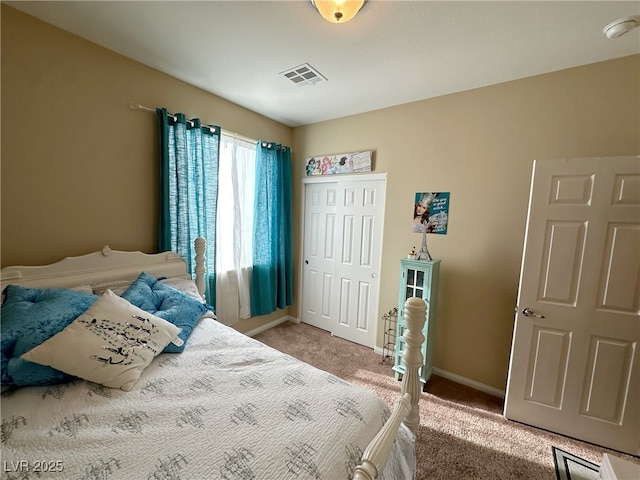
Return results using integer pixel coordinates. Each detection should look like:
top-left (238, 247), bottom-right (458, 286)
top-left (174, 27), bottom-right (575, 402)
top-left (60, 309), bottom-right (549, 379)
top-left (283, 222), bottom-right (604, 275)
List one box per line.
top-left (522, 308), bottom-right (545, 318)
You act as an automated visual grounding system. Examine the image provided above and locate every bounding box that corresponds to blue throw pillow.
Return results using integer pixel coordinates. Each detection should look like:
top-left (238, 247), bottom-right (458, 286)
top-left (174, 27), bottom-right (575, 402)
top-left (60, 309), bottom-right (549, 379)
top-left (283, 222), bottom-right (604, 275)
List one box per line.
top-left (1, 285), bottom-right (98, 386)
top-left (121, 272), bottom-right (212, 353)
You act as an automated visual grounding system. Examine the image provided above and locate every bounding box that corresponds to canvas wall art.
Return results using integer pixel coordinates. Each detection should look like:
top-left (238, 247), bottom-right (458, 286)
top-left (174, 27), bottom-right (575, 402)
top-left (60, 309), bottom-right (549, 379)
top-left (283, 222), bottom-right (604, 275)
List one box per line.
top-left (305, 150), bottom-right (372, 176)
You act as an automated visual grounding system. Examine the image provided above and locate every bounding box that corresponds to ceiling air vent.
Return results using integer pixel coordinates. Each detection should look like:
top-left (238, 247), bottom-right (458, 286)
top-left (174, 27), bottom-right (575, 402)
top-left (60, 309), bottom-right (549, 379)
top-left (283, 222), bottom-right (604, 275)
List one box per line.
top-left (280, 63), bottom-right (327, 87)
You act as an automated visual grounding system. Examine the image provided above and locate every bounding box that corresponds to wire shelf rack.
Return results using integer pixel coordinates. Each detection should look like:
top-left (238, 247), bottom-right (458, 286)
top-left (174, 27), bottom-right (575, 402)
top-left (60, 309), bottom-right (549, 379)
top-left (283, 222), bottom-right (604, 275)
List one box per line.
top-left (380, 307), bottom-right (398, 364)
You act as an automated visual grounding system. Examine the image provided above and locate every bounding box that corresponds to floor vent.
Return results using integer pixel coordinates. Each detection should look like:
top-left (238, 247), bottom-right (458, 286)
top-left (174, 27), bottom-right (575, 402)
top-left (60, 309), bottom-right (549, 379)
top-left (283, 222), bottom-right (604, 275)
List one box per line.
top-left (280, 63), bottom-right (327, 86)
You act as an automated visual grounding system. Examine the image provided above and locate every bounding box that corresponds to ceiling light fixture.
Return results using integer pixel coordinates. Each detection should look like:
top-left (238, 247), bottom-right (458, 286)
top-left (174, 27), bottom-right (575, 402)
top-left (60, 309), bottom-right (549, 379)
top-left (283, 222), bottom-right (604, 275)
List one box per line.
top-left (603, 15), bottom-right (640, 39)
top-left (310, 0), bottom-right (366, 24)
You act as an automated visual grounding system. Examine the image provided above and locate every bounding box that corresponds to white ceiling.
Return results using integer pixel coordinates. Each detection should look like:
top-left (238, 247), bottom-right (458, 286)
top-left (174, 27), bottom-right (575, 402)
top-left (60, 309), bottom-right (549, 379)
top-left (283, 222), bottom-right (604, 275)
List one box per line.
top-left (6, 1), bottom-right (640, 127)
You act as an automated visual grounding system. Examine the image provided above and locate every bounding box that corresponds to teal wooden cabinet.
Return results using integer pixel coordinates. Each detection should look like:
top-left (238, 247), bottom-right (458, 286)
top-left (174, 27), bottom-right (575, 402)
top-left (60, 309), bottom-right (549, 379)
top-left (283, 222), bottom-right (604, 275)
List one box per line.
top-left (392, 258), bottom-right (440, 387)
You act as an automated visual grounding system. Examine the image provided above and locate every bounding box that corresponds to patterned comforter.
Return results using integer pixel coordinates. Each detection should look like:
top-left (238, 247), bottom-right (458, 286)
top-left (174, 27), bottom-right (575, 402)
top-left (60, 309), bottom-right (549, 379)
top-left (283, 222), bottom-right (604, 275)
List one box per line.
top-left (1, 318), bottom-right (415, 480)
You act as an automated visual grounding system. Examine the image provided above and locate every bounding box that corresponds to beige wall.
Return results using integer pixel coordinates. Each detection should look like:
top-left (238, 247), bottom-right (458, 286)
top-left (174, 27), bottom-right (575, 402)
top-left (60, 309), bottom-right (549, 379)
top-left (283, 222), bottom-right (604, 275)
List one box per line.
top-left (292, 55), bottom-right (640, 390)
top-left (3, 6), bottom-right (639, 390)
top-left (1, 5), bottom-right (292, 264)
top-left (1, 6), bottom-right (293, 333)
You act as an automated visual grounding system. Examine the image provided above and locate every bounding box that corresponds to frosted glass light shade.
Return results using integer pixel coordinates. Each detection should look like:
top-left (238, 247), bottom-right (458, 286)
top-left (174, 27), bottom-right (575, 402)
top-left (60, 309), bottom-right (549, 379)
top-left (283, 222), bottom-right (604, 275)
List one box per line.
top-left (312, 0), bottom-right (365, 24)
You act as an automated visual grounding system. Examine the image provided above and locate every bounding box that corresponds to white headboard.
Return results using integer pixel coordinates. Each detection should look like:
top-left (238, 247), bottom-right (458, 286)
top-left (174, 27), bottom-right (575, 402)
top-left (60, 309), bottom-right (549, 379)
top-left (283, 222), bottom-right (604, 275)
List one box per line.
top-left (1, 238), bottom-right (207, 299)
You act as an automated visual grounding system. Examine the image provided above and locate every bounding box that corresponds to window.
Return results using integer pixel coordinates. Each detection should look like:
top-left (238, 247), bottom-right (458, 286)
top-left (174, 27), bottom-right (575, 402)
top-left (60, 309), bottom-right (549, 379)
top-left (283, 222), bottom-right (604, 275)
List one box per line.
top-left (216, 133), bottom-right (256, 273)
top-left (215, 133), bottom-right (256, 321)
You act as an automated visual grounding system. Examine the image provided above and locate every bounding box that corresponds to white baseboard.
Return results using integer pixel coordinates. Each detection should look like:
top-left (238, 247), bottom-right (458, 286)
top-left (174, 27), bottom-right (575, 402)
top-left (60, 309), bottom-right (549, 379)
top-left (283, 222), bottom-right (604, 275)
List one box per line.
top-left (373, 345), bottom-right (505, 398)
top-left (244, 315), bottom-right (299, 337)
top-left (433, 367), bottom-right (505, 399)
top-left (374, 345), bottom-right (394, 363)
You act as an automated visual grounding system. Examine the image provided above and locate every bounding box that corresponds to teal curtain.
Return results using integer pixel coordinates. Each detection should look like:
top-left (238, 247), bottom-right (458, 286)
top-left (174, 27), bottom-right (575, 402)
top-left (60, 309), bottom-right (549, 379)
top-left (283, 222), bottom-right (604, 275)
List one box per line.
top-left (250, 141), bottom-right (293, 316)
top-left (157, 108), bottom-right (220, 303)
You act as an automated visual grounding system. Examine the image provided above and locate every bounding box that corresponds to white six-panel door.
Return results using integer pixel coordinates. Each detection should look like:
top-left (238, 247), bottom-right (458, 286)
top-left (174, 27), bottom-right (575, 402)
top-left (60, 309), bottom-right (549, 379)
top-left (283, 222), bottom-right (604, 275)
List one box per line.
top-left (302, 181), bottom-right (338, 332)
top-left (331, 180), bottom-right (385, 346)
top-left (301, 175), bottom-right (386, 348)
top-left (504, 156), bottom-right (639, 456)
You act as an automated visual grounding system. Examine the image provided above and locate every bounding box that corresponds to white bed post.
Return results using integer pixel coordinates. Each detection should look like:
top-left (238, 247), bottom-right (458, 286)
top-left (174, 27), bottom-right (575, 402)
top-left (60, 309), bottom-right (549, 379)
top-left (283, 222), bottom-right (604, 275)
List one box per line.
top-left (353, 296), bottom-right (426, 480)
top-left (400, 296), bottom-right (426, 433)
top-left (194, 237), bottom-right (207, 300)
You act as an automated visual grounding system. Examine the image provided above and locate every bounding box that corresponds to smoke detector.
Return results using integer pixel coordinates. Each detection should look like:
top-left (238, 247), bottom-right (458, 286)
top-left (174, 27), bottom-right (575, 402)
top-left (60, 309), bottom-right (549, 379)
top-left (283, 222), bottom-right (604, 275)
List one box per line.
top-left (603, 15), bottom-right (640, 39)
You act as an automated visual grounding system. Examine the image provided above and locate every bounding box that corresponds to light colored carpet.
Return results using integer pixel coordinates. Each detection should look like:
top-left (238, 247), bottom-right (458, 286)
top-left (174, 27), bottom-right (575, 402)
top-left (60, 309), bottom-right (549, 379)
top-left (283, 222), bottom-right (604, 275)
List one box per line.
top-left (254, 321), bottom-right (640, 480)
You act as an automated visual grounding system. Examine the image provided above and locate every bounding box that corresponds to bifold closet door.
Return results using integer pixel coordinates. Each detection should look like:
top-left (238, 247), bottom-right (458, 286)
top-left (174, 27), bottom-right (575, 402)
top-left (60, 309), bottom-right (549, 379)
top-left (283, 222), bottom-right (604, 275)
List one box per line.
top-left (301, 177), bottom-right (386, 348)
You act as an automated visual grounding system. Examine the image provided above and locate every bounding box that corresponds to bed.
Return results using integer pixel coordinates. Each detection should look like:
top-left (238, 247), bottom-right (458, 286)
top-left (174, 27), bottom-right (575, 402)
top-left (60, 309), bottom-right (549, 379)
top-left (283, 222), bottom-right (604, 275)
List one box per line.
top-left (1, 238), bottom-right (427, 480)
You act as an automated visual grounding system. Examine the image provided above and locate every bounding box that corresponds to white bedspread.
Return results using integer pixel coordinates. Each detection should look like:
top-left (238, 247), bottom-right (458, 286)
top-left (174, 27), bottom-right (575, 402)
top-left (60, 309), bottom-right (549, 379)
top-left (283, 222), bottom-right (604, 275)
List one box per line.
top-left (1, 318), bottom-right (414, 479)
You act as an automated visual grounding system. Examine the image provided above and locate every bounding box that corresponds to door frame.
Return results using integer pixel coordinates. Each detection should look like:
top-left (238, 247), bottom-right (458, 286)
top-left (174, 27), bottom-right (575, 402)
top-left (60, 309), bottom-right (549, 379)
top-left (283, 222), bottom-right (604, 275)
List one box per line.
top-left (299, 173), bottom-right (388, 345)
